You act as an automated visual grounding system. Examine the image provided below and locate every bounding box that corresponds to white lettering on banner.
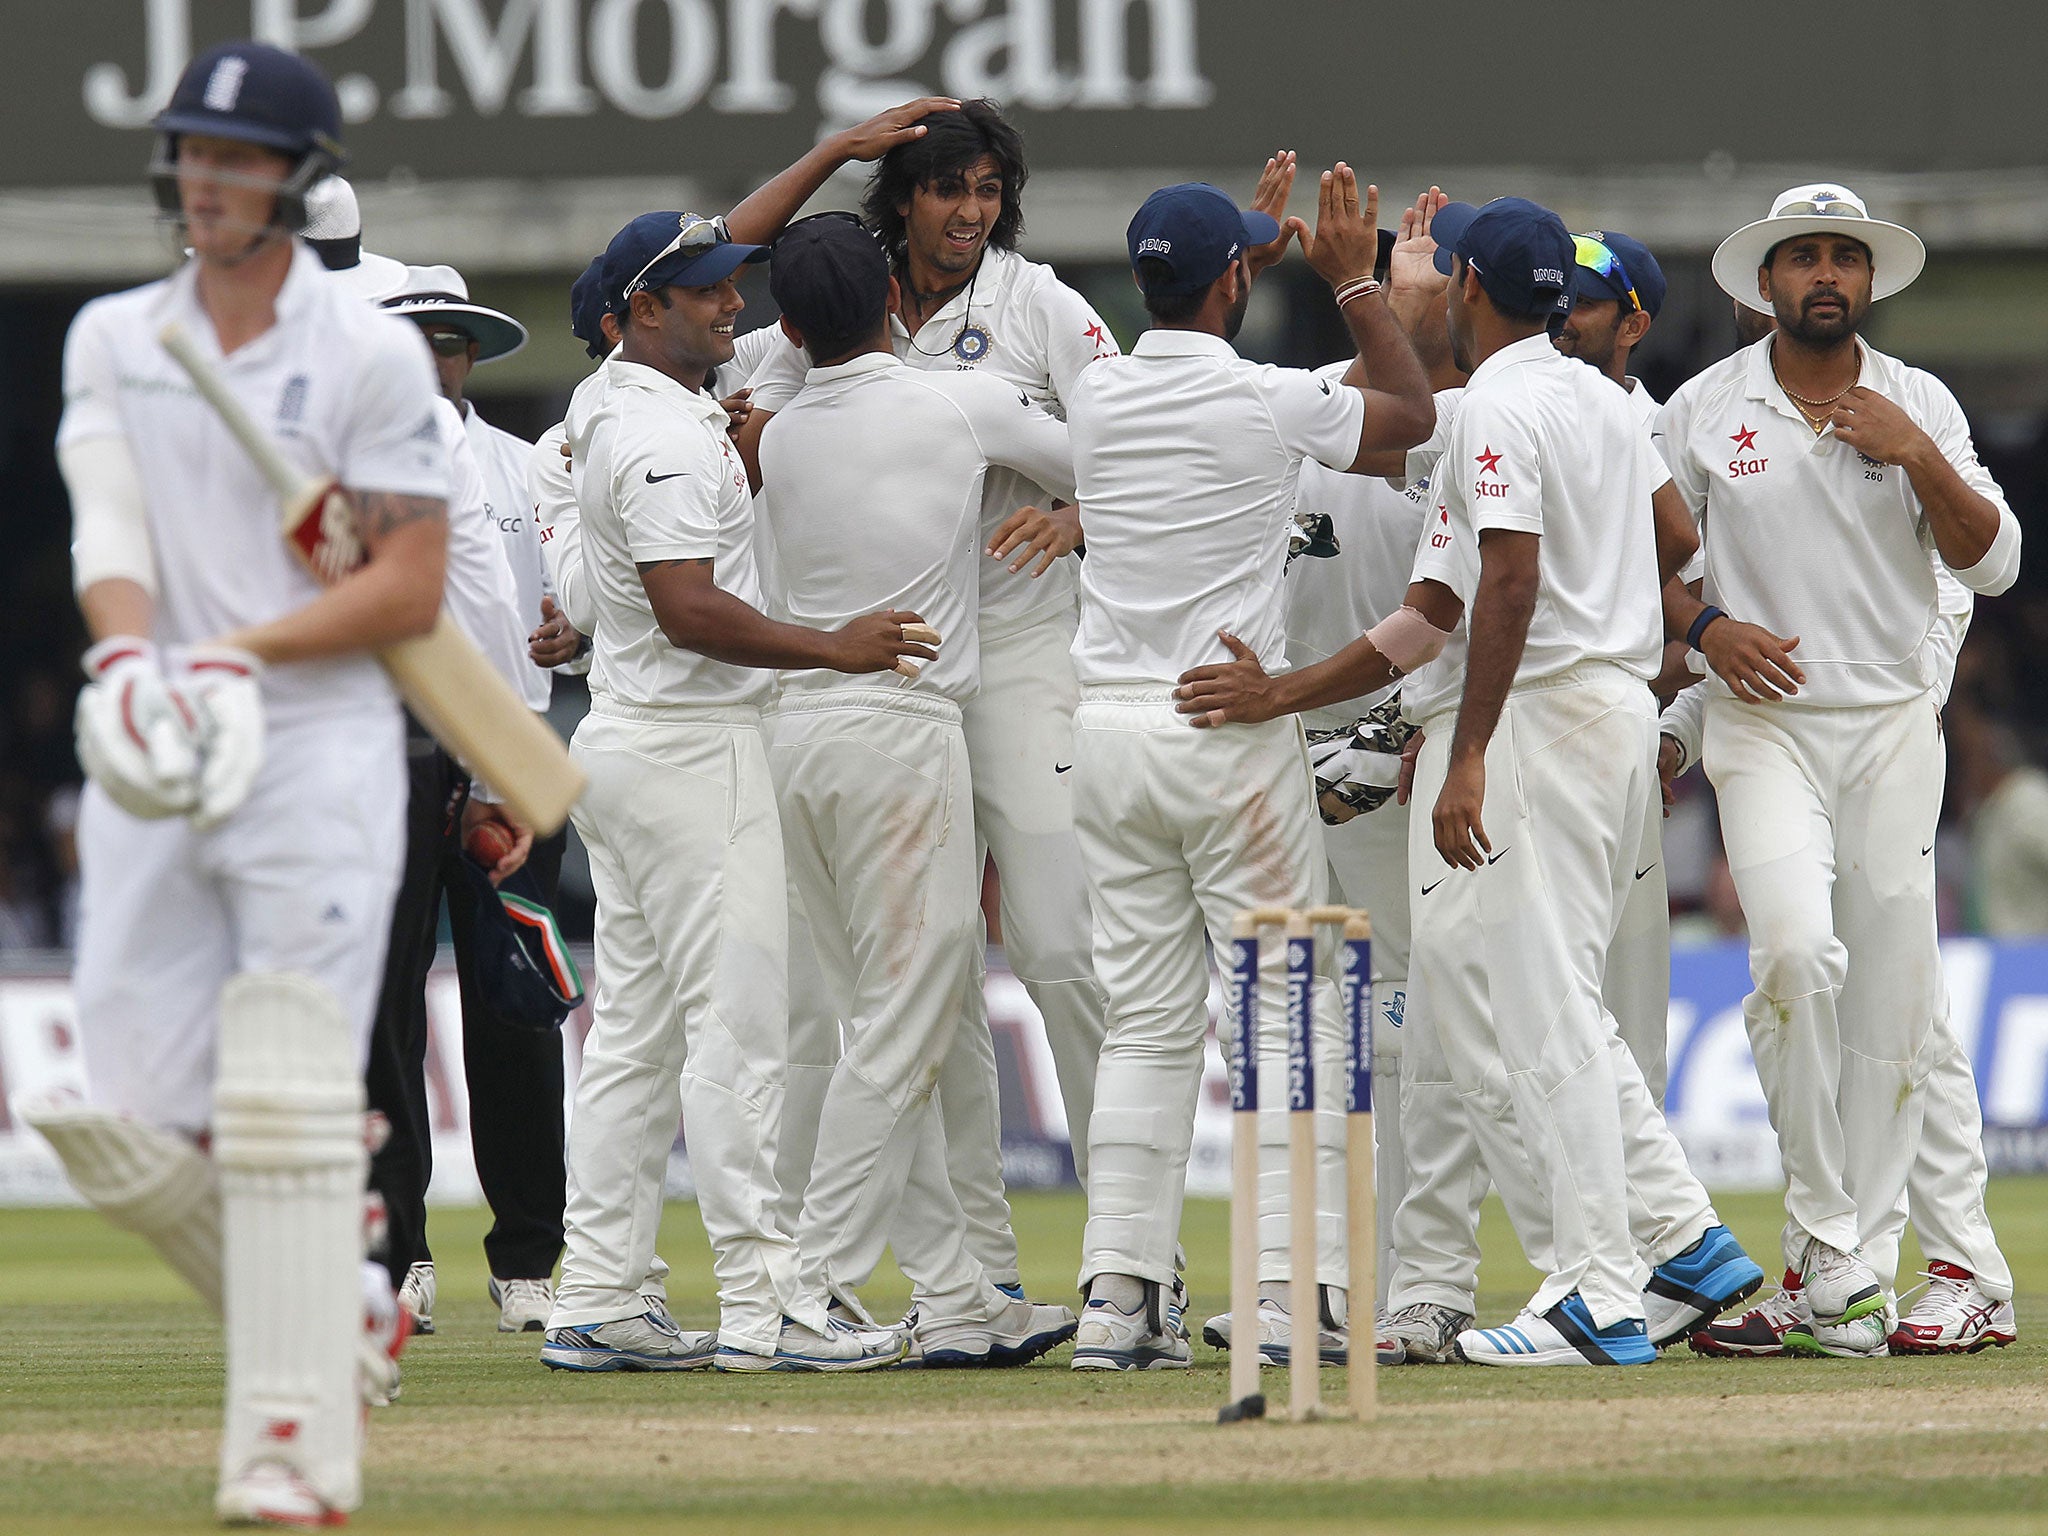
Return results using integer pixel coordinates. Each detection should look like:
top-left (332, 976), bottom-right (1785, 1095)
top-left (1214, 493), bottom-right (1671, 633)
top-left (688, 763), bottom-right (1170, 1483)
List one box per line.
top-left (85, 0), bottom-right (1216, 137)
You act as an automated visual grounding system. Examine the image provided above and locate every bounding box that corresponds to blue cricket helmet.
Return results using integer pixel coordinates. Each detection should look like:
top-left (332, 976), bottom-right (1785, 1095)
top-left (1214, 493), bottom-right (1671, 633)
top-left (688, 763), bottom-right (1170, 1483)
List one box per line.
top-left (150, 41), bottom-right (347, 232)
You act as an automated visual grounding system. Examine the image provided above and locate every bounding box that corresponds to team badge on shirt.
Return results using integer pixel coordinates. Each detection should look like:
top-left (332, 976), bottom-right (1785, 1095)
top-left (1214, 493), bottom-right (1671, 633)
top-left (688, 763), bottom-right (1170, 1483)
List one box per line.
top-left (954, 325), bottom-right (993, 364)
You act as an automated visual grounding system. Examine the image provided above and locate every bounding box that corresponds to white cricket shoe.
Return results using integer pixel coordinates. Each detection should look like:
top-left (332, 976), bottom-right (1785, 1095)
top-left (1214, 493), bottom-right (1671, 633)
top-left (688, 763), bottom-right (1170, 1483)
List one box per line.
top-left (1069, 1284), bottom-right (1191, 1372)
top-left (1688, 1270), bottom-right (1809, 1357)
top-left (1456, 1293), bottom-right (1656, 1367)
top-left (489, 1276), bottom-right (554, 1334)
top-left (540, 1310), bottom-right (717, 1372)
top-left (1378, 1302), bottom-right (1474, 1365)
top-left (1784, 1303), bottom-right (1894, 1359)
top-left (1200, 1297), bottom-right (1347, 1367)
top-left (715, 1316), bottom-right (906, 1373)
top-left (397, 1261), bottom-right (436, 1336)
top-left (1797, 1236), bottom-right (1884, 1324)
top-left (1888, 1263), bottom-right (2019, 1355)
top-left (360, 1260), bottom-right (410, 1409)
top-left (216, 1461), bottom-right (342, 1528)
top-left (910, 1296), bottom-right (1078, 1368)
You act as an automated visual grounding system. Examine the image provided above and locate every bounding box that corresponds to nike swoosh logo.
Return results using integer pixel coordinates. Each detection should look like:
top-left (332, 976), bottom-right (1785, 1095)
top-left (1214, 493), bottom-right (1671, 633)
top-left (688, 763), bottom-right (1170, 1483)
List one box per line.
top-left (1420, 877), bottom-right (1446, 896)
top-left (1487, 847), bottom-right (1511, 865)
top-left (1055, 764), bottom-right (1072, 774)
top-left (1922, 844), bottom-right (1934, 856)
top-left (1635, 864), bottom-right (1658, 881)
top-left (645, 469), bottom-right (689, 484)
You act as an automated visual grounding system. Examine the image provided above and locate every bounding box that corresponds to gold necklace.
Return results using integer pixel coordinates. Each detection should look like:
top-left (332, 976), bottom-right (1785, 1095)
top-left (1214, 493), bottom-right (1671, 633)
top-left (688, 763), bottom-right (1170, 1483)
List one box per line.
top-left (1772, 353), bottom-right (1860, 435)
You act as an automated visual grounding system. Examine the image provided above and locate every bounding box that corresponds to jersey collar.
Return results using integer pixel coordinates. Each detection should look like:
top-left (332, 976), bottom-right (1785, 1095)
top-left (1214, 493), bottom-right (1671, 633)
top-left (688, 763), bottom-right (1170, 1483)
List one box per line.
top-left (159, 241), bottom-right (331, 356)
top-left (1465, 331), bottom-right (1559, 390)
top-left (1132, 328), bottom-right (1238, 358)
top-left (803, 350), bottom-right (900, 386)
top-left (890, 247), bottom-right (1016, 346)
top-left (603, 355), bottom-right (731, 429)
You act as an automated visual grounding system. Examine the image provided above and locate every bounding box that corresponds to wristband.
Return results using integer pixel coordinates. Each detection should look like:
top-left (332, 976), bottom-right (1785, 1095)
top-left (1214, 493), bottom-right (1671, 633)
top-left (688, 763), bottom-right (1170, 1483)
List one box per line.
top-left (1335, 278), bottom-right (1383, 308)
top-left (1685, 605), bottom-right (1726, 652)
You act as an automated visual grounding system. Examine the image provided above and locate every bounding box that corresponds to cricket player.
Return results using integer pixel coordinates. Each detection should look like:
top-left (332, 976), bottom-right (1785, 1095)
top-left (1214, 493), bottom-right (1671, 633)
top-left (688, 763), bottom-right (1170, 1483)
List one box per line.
top-left (745, 102), bottom-right (1122, 1294)
top-left (1063, 167), bottom-right (1434, 1370)
top-left (755, 214), bottom-right (1079, 1363)
top-left (542, 212), bottom-right (929, 1374)
top-left (1659, 194), bottom-right (2021, 1353)
top-left (1179, 196), bottom-right (1762, 1367)
top-left (30, 42), bottom-right (445, 1524)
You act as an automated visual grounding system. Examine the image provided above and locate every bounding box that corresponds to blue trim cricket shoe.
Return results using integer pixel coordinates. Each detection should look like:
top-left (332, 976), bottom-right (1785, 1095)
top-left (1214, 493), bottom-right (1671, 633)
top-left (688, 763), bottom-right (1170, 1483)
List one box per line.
top-left (1456, 1293), bottom-right (1657, 1367)
top-left (1644, 1224), bottom-right (1766, 1347)
top-left (540, 1310), bottom-right (717, 1371)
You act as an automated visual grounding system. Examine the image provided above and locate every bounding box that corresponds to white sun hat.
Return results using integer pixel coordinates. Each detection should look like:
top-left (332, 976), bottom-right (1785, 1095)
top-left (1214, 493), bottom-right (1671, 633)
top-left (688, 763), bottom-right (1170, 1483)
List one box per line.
top-left (1712, 182), bottom-right (1926, 314)
top-left (376, 263), bottom-right (529, 363)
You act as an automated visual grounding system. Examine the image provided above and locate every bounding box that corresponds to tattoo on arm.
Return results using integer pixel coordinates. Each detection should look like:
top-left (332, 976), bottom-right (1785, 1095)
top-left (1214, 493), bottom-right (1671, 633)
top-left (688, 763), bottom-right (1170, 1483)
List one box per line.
top-left (354, 490), bottom-right (448, 547)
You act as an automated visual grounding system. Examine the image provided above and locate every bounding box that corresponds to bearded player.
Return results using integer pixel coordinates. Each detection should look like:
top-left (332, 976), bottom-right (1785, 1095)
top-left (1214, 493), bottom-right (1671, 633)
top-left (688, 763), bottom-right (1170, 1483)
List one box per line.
top-left (26, 42), bottom-right (448, 1526)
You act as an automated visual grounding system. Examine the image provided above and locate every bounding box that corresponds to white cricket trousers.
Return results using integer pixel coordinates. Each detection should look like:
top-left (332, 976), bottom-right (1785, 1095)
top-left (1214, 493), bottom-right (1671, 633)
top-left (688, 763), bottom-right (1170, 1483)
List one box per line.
top-left (1410, 666), bottom-right (1712, 1327)
top-left (554, 699), bottom-right (819, 1353)
top-left (1705, 693), bottom-right (1944, 1283)
top-left (1317, 800), bottom-right (1412, 1308)
top-left (1072, 691), bottom-right (1338, 1290)
top-left (74, 709), bottom-right (407, 1132)
top-left (768, 689), bottom-right (1006, 1322)
top-left (1900, 989), bottom-right (2013, 1297)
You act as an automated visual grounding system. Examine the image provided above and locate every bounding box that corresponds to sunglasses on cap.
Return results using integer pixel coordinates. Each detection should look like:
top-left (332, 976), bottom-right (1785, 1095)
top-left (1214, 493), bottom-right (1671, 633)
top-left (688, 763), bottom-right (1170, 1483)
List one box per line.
top-left (1573, 235), bottom-right (1641, 313)
top-left (623, 214), bottom-right (726, 300)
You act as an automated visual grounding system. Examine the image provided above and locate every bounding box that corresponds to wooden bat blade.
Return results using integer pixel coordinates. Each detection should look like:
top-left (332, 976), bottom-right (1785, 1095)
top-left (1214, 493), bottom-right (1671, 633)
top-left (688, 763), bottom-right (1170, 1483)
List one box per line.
top-left (386, 617), bottom-right (585, 834)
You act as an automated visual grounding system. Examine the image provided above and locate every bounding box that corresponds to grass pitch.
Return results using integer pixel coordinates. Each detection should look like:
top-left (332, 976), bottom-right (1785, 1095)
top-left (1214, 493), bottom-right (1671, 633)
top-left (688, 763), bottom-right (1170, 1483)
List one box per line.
top-left (6, 1182), bottom-right (2048, 1534)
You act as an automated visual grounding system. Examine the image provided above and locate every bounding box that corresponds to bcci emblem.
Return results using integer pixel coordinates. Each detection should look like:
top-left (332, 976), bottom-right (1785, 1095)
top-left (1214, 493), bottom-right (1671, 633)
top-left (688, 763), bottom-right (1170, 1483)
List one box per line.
top-left (954, 324), bottom-right (993, 364)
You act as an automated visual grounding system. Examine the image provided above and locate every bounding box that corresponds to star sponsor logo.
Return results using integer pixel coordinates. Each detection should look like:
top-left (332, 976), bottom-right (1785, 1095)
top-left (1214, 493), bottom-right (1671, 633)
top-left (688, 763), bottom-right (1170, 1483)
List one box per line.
top-left (1728, 423), bottom-right (1767, 479)
top-left (1475, 446), bottom-right (1504, 475)
top-left (1474, 445), bottom-right (1510, 499)
top-left (1083, 320), bottom-right (1117, 360)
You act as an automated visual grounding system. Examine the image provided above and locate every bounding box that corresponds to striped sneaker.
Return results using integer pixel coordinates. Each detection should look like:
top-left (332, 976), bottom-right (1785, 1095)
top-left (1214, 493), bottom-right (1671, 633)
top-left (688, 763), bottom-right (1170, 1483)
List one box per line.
top-left (1688, 1270), bottom-right (1808, 1357)
top-left (1456, 1293), bottom-right (1655, 1367)
top-left (1887, 1264), bottom-right (2018, 1355)
top-left (540, 1310), bottom-right (717, 1371)
top-left (1379, 1301), bottom-right (1473, 1365)
top-left (1644, 1224), bottom-right (1765, 1346)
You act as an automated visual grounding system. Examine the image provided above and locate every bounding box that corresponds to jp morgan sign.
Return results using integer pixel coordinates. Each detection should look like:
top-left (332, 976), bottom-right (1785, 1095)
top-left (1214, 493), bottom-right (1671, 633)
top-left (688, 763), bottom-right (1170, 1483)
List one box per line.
top-left (39, 0), bottom-right (1325, 186)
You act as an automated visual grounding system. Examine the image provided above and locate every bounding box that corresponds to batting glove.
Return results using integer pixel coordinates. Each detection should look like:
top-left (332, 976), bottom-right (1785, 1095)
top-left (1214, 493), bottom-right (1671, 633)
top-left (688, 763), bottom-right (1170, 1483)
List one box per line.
top-left (74, 637), bottom-right (202, 820)
top-left (177, 645), bottom-right (266, 831)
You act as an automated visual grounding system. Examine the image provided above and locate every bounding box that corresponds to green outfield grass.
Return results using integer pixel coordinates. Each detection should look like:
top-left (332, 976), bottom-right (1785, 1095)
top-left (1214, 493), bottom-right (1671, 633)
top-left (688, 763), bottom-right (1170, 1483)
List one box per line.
top-left (6, 1181), bottom-right (2048, 1534)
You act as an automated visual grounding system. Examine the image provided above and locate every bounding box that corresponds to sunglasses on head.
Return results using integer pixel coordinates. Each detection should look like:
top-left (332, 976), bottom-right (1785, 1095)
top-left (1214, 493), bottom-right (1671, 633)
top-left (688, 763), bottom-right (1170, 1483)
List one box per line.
top-left (1573, 235), bottom-right (1641, 313)
top-left (624, 214), bottom-right (725, 300)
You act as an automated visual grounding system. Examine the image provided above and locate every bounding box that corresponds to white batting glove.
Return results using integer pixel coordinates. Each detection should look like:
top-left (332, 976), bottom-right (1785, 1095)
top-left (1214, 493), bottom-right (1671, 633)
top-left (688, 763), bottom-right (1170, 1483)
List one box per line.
top-left (177, 645), bottom-right (266, 831)
top-left (74, 637), bottom-right (201, 820)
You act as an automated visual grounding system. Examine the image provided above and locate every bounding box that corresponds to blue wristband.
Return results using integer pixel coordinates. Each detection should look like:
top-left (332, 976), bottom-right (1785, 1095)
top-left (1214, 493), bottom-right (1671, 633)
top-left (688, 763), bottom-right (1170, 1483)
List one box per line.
top-left (1685, 605), bottom-right (1726, 652)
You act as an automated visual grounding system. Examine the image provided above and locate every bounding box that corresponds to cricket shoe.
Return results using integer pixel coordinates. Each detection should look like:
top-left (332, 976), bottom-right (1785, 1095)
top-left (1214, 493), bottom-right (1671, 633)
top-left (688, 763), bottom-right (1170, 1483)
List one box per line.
top-left (716, 1316), bottom-right (906, 1373)
top-left (360, 1261), bottom-right (410, 1409)
top-left (490, 1276), bottom-right (554, 1334)
top-left (1644, 1224), bottom-right (1766, 1346)
top-left (216, 1461), bottom-right (345, 1528)
top-left (1797, 1235), bottom-right (1885, 1324)
top-left (1070, 1284), bottom-right (1191, 1371)
top-left (539, 1310), bottom-right (717, 1372)
top-left (397, 1261), bottom-right (435, 1337)
top-left (1688, 1271), bottom-right (1808, 1358)
top-left (910, 1296), bottom-right (1078, 1368)
top-left (1201, 1295), bottom-right (1348, 1367)
top-left (1888, 1263), bottom-right (2018, 1355)
top-left (1456, 1293), bottom-right (1656, 1367)
top-left (1784, 1303), bottom-right (1893, 1359)
top-left (1378, 1302), bottom-right (1473, 1365)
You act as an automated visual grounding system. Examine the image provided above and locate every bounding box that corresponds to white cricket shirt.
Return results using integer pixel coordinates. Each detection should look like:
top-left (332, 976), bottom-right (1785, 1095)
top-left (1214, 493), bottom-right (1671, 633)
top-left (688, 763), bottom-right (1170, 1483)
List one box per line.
top-left (463, 403), bottom-right (551, 710)
top-left (757, 352), bottom-right (1075, 702)
top-left (432, 396), bottom-right (530, 700)
top-left (570, 357), bottom-right (769, 710)
top-left (1286, 360), bottom-right (1433, 727)
top-left (1656, 336), bottom-right (2020, 709)
top-left (58, 245), bottom-right (448, 727)
top-left (1402, 333), bottom-right (1668, 723)
top-left (751, 247), bottom-right (1119, 640)
top-left (1066, 328), bottom-right (1365, 687)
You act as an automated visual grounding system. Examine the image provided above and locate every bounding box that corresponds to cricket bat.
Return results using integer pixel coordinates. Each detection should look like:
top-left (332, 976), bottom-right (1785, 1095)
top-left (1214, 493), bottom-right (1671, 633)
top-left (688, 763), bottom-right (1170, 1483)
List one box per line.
top-left (160, 322), bottom-right (585, 835)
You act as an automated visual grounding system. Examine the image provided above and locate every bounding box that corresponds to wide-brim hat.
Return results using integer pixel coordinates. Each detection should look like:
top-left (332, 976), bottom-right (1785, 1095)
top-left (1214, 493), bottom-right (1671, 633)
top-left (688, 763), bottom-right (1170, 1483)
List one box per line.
top-left (1713, 183), bottom-right (1925, 314)
top-left (378, 262), bottom-right (528, 362)
top-left (329, 249), bottom-right (410, 303)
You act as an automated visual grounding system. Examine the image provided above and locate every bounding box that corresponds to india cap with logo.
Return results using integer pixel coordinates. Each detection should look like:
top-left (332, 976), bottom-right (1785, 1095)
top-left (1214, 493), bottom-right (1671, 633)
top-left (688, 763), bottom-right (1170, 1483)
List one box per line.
top-left (598, 211), bottom-right (768, 314)
top-left (1571, 229), bottom-right (1667, 319)
top-left (1712, 182), bottom-right (1926, 313)
top-left (1430, 196), bottom-right (1577, 318)
top-left (1125, 182), bottom-right (1281, 296)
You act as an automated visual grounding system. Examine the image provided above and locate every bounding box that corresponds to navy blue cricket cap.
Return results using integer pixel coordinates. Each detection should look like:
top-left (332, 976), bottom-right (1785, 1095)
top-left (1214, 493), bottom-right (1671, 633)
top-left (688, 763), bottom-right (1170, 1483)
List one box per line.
top-left (1572, 228), bottom-right (1667, 318)
top-left (1432, 197), bottom-right (1576, 316)
top-left (769, 215), bottom-right (889, 346)
top-left (599, 211), bottom-right (766, 312)
top-left (570, 256), bottom-right (609, 359)
top-left (154, 40), bottom-right (344, 162)
top-left (1127, 183), bottom-right (1281, 297)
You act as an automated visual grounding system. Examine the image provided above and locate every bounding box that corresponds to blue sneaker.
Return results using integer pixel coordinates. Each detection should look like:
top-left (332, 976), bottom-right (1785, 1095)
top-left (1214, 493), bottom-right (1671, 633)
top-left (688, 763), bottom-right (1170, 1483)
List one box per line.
top-left (995, 1282), bottom-right (1026, 1301)
top-left (1644, 1224), bottom-right (1766, 1346)
top-left (1456, 1293), bottom-right (1657, 1367)
top-left (540, 1310), bottom-right (716, 1371)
